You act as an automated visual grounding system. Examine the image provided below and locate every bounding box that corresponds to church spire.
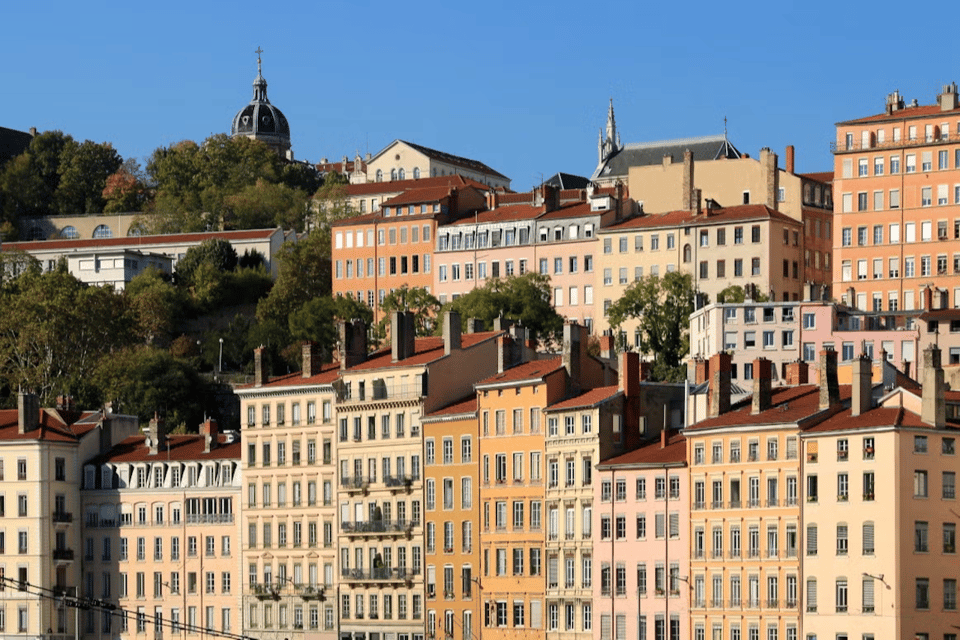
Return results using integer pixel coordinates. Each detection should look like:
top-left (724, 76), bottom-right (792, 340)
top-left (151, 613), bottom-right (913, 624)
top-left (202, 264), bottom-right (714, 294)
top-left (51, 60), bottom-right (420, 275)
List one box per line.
top-left (598, 98), bottom-right (621, 164)
top-left (252, 46), bottom-right (269, 103)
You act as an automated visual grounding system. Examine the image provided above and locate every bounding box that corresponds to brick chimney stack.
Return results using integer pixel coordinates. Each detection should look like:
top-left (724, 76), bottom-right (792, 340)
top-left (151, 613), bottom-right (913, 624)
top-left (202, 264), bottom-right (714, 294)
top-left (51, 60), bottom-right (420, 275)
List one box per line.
top-left (785, 360), bottom-right (809, 385)
top-left (921, 344), bottom-right (946, 428)
top-left (201, 418), bottom-right (219, 454)
top-left (785, 145), bottom-right (795, 174)
top-left (682, 150), bottom-right (695, 211)
top-left (751, 358), bottom-right (773, 414)
top-left (443, 310), bottom-right (461, 356)
top-left (17, 391), bottom-right (39, 435)
top-left (850, 353), bottom-right (872, 417)
top-left (818, 349), bottom-right (840, 411)
top-left (302, 342), bottom-right (322, 378)
top-left (254, 346), bottom-right (269, 387)
top-left (707, 352), bottom-right (731, 418)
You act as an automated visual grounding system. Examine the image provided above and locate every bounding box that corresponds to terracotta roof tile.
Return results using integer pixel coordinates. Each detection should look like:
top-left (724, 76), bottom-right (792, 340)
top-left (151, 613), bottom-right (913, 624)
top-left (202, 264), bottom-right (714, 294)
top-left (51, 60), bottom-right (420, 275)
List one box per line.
top-left (382, 186), bottom-right (457, 207)
top-left (346, 332), bottom-right (501, 372)
top-left (598, 433), bottom-right (687, 467)
top-left (424, 395), bottom-right (478, 418)
top-left (800, 171), bottom-right (833, 183)
top-left (601, 204), bottom-right (798, 232)
top-left (476, 358), bottom-right (564, 386)
top-left (238, 362), bottom-right (341, 391)
top-left (448, 204), bottom-right (544, 225)
top-left (685, 385), bottom-right (851, 431)
top-left (343, 175), bottom-right (489, 197)
top-left (92, 434), bottom-right (241, 464)
top-left (0, 408), bottom-right (102, 443)
top-left (838, 104), bottom-right (954, 125)
top-left (547, 386), bottom-right (620, 411)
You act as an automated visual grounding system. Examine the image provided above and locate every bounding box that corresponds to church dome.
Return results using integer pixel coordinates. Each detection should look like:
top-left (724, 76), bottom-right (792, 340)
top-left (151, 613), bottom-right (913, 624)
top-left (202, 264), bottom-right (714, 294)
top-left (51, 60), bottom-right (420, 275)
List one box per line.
top-left (231, 50), bottom-right (292, 157)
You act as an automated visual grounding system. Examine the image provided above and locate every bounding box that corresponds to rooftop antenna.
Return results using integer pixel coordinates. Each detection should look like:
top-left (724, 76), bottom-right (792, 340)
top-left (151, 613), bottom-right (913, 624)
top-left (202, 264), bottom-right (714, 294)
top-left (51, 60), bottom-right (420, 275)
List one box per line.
top-left (724, 116), bottom-right (728, 141)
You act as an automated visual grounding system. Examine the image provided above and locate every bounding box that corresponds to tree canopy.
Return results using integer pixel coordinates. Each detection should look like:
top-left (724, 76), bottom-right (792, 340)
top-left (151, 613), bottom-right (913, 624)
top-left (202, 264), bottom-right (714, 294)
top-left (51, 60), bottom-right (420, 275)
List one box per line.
top-left (606, 271), bottom-right (701, 381)
top-left (440, 273), bottom-right (564, 345)
top-left (377, 285), bottom-right (441, 338)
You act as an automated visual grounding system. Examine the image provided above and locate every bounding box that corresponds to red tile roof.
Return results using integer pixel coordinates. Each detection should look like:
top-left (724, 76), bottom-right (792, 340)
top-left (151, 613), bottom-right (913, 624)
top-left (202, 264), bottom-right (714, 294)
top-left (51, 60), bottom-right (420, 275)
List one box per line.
top-left (800, 171), bottom-right (834, 183)
top-left (476, 358), bottom-right (564, 386)
top-left (598, 433), bottom-right (687, 467)
top-left (346, 332), bottom-right (501, 372)
top-left (685, 384), bottom-right (852, 431)
top-left (424, 395), bottom-right (478, 418)
top-left (238, 363), bottom-right (341, 390)
top-left (538, 201), bottom-right (606, 221)
top-left (343, 175), bottom-right (489, 197)
top-left (838, 104), bottom-right (954, 125)
top-left (448, 203), bottom-right (544, 225)
top-left (0, 408), bottom-right (102, 442)
top-left (601, 204), bottom-right (798, 232)
top-left (92, 434), bottom-right (241, 463)
top-left (382, 186), bottom-right (457, 207)
top-left (4, 228), bottom-right (281, 252)
top-left (547, 386), bottom-right (620, 411)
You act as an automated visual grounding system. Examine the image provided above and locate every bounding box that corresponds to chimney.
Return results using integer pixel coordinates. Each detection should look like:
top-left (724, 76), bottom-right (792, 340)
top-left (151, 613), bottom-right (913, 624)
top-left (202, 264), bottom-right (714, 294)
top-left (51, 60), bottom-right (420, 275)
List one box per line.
top-left (785, 360), bottom-right (809, 385)
top-left (496, 334), bottom-right (515, 374)
top-left (599, 335), bottom-right (615, 359)
top-left (760, 147), bottom-right (778, 208)
top-left (542, 184), bottom-right (559, 213)
top-left (619, 351), bottom-right (641, 398)
top-left (486, 189), bottom-right (499, 210)
top-left (443, 310), bottom-right (461, 355)
top-left (707, 352), bottom-right (732, 418)
top-left (818, 349), bottom-right (840, 411)
top-left (851, 353), bottom-right (872, 417)
top-left (302, 342), bottom-right (322, 378)
top-left (939, 83), bottom-right (959, 112)
top-left (17, 391), bottom-right (39, 435)
top-left (493, 316), bottom-right (514, 332)
top-left (681, 150), bottom-right (695, 211)
top-left (338, 319), bottom-right (368, 370)
top-left (923, 286), bottom-right (934, 311)
top-left (563, 323), bottom-right (586, 389)
top-left (391, 311), bottom-right (410, 362)
top-left (661, 428), bottom-right (669, 449)
top-left (615, 181), bottom-right (625, 221)
top-left (921, 344), bottom-right (946, 428)
top-left (146, 414), bottom-right (166, 456)
top-left (751, 358), bottom-right (773, 414)
top-left (694, 357), bottom-right (710, 385)
top-left (785, 145), bottom-right (795, 174)
top-left (886, 90), bottom-right (904, 114)
top-left (638, 361), bottom-right (652, 382)
top-left (254, 346), bottom-right (269, 387)
top-left (201, 418), bottom-right (219, 453)
top-left (693, 188), bottom-right (702, 215)
top-left (29, 127), bottom-right (37, 137)
top-left (465, 317), bottom-right (484, 334)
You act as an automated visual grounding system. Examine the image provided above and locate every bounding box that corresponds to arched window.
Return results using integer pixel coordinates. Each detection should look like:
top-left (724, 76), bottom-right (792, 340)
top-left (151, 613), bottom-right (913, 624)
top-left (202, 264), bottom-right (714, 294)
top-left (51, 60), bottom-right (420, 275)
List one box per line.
top-left (390, 169), bottom-right (397, 181)
top-left (127, 222), bottom-right (147, 237)
top-left (398, 168), bottom-right (405, 180)
top-left (61, 226), bottom-right (79, 239)
top-left (375, 169), bottom-right (383, 182)
top-left (413, 167), bottom-right (421, 179)
top-left (93, 224), bottom-right (112, 239)
top-left (683, 244), bottom-right (692, 263)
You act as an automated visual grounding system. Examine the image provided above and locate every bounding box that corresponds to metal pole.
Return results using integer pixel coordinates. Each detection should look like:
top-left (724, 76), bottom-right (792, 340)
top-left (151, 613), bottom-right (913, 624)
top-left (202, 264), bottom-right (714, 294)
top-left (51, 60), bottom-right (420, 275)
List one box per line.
top-left (218, 339), bottom-right (224, 374)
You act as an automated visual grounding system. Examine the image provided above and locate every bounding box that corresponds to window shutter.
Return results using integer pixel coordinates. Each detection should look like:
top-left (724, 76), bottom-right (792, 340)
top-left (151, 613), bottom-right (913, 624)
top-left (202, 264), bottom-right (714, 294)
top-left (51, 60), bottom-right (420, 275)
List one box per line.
top-left (806, 579), bottom-right (817, 610)
top-left (669, 513), bottom-right (679, 537)
top-left (862, 578), bottom-right (875, 611)
top-left (531, 602), bottom-right (542, 630)
top-left (806, 525), bottom-right (818, 554)
top-left (600, 614), bottom-right (611, 640)
top-left (863, 522), bottom-right (875, 554)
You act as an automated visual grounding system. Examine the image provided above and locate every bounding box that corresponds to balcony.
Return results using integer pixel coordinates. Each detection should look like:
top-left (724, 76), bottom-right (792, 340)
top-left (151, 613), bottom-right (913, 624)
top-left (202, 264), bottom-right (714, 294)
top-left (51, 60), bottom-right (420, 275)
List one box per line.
top-left (340, 476), bottom-right (370, 494)
top-left (384, 475), bottom-right (415, 492)
top-left (52, 511), bottom-right (73, 524)
top-left (340, 568), bottom-right (412, 584)
top-left (52, 549), bottom-right (74, 562)
top-left (185, 514), bottom-right (234, 525)
top-left (341, 520), bottom-right (414, 537)
top-left (253, 584), bottom-right (280, 600)
top-left (339, 383), bottom-right (422, 404)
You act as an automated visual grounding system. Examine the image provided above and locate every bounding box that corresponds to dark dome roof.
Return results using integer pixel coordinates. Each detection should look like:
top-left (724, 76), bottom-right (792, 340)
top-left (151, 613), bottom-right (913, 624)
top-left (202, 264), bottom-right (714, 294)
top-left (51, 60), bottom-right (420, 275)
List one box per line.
top-left (231, 68), bottom-right (291, 150)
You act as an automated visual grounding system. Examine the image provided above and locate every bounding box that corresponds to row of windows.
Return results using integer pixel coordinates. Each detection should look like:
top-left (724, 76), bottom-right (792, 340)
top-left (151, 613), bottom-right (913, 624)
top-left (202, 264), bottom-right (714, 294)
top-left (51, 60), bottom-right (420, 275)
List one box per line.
top-left (841, 121), bottom-right (960, 151)
top-left (438, 223), bottom-right (596, 252)
top-left (425, 520), bottom-right (473, 554)
top-left (110, 570), bottom-right (232, 598)
top-left (693, 438), bottom-right (798, 465)
top-left (842, 253), bottom-right (960, 285)
top-left (603, 225), bottom-right (764, 255)
top-left (84, 497), bottom-right (233, 527)
top-left (695, 522), bottom-right (799, 559)
top-left (249, 600), bottom-right (333, 630)
top-left (247, 519), bottom-right (333, 549)
top-left (336, 253), bottom-right (432, 279)
top-left (602, 475), bottom-right (680, 502)
top-left (690, 573), bottom-right (800, 611)
top-left (105, 604), bottom-right (232, 635)
top-left (335, 225), bottom-right (432, 250)
top-left (338, 411), bottom-right (420, 442)
top-left (245, 402), bottom-right (328, 428)
top-left (247, 479), bottom-right (331, 509)
top-left (339, 455), bottom-right (421, 488)
top-left (483, 499), bottom-right (545, 532)
top-left (340, 592), bottom-right (422, 622)
top-left (483, 451), bottom-right (543, 485)
top-left (485, 600), bottom-right (589, 632)
top-left (245, 438), bottom-right (327, 466)
top-left (842, 147), bottom-right (960, 178)
top-left (425, 478), bottom-right (472, 511)
top-left (89, 534), bottom-right (230, 562)
top-left (841, 219), bottom-right (960, 247)
top-left (249, 559), bottom-right (336, 588)
top-left (608, 512), bottom-right (678, 541)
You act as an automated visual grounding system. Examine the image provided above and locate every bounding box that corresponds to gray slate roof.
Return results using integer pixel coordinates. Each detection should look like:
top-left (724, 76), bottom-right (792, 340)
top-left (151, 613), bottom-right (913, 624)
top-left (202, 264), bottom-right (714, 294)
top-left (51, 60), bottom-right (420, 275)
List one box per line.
top-left (544, 172), bottom-right (591, 190)
top-left (592, 135), bottom-right (741, 180)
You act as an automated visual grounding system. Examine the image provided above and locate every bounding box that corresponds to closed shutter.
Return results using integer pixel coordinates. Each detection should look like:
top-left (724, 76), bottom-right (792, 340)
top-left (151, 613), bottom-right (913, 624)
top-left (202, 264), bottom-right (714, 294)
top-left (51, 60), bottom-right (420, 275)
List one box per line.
top-left (806, 525), bottom-right (818, 554)
top-left (530, 600), bottom-right (542, 629)
top-left (600, 614), bottom-right (611, 640)
top-left (863, 522), bottom-right (875, 554)
top-left (616, 615), bottom-right (626, 640)
top-left (806, 579), bottom-right (817, 611)
top-left (862, 578), bottom-right (875, 612)
top-left (669, 513), bottom-right (679, 538)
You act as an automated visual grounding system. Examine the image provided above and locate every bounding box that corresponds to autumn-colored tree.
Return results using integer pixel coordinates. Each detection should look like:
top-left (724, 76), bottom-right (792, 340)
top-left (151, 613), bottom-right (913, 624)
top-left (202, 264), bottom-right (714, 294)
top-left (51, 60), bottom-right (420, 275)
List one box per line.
top-left (103, 160), bottom-right (150, 213)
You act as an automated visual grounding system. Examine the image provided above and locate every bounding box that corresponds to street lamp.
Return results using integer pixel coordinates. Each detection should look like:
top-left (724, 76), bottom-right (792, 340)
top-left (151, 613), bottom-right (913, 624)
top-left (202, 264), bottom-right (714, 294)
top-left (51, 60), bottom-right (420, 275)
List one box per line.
top-left (218, 338), bottom-right (224, 375)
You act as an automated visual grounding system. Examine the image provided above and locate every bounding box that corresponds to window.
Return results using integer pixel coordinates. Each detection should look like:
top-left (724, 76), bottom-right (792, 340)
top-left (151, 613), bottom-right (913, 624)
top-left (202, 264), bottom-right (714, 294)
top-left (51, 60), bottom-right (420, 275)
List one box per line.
top-left (915, 470), bottom-right (929, 497)
top-left (916, 578), bottom-right (930, 609)
top-left (835, 579), bottom-right (848, 613)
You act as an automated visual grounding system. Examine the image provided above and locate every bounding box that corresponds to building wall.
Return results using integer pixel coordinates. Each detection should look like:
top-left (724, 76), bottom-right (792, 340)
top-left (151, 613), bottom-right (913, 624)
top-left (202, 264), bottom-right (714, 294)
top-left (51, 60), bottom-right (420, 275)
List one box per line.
top-left (593, 463), bottom-right (689, 640)
top-left (423, 412), bottom-right (480, 640)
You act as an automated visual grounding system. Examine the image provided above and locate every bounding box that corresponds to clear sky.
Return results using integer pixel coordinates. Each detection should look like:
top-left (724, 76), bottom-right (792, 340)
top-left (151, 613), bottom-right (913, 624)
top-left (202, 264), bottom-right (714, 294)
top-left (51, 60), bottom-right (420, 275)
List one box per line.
top-left (6, 0), bottom-right (960, 192)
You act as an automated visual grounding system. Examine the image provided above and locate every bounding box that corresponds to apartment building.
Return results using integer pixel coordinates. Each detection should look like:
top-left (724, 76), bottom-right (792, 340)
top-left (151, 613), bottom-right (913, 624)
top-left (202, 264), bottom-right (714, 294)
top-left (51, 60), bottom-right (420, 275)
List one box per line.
top-left (832, 82), bottom-right (960, 312)
top-left (422, 396), bottom-right (480, 640)
top-left (543, 352), bottom-right (648, 640)
top-left (236, 343), bottom-right (341, 640)
top-left (594, 431), bottom-right (689, 640)
top-left (800, 345), bottom-right (960, 640)
top-left (362, 141), bottom-right (510, 190)
top-left (0, 395), bottom-right (138, 640)
top-left (334, 311), bottom-right (502, 640)
top-left (681, 352), bottom-right (839, 640)
top-left (331, 184), bottom-right (486, 320)
top-left (80, 417), bottom-right (240, 640)
top-left (595, 203), bottom-right (803, 337)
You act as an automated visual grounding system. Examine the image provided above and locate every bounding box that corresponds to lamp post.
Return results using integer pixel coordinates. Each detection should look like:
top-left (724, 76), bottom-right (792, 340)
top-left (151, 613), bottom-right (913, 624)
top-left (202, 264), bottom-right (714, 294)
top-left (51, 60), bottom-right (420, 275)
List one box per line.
top-left (218, 338), bottom-right (224, 375)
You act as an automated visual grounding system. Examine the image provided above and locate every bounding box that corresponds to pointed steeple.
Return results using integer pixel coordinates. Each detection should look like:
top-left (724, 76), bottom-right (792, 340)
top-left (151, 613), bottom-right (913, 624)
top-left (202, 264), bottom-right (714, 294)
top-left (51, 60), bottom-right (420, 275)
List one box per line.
top-left (598, 98), bottom-right (621, 165)
top-left (252, 46), bottom-right (270, 103)
top-left (605, 98), bottom-right (617, 145)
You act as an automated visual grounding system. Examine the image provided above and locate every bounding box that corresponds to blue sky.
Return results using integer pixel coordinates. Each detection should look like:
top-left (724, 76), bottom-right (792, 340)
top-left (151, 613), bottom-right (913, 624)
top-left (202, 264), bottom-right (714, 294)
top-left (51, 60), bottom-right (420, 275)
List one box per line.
top-left (7, 0), bottom-right (960, 191)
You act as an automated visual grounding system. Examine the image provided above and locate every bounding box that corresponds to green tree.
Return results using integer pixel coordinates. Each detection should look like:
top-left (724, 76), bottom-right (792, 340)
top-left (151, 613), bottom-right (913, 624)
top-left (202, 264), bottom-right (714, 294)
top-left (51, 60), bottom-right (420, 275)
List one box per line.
top-left (0, 130), bottom-right (75, 228)
top-left (92, 345), bottom-right (207, 428)
top-left (606, 271), bottom-right (700, 381)
top-left (279, 162), bottom-right (321, 195)
top-left (175, 238), bottom-right (239, 287)
top-left (288, 295), bottom-right (373, 360)
top-left (441, 273), bottom-right (564, 345)
top-left (125, 268), bottom-right (186, 345)
top-left (715, 284), bottom-right (769, 303)
top-left (222, 179), bottom-right (310, 230)
top-left (0, 267), bottom-right (133, 405)
top-left (377, 285), bottom-right (441, 338)
top-left (55, 139), bottom-right (123, 214)
top-left (256, 231), bottom-right (331, 325)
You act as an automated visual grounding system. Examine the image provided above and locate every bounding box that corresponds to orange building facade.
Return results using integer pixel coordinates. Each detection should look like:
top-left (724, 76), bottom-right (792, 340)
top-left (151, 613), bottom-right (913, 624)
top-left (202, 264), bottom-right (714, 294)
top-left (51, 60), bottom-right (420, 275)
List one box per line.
top-left (832, 83), bottom-right (960, 311)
